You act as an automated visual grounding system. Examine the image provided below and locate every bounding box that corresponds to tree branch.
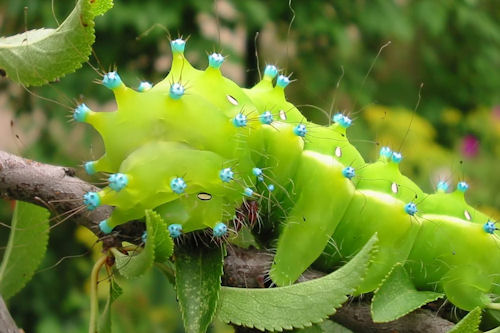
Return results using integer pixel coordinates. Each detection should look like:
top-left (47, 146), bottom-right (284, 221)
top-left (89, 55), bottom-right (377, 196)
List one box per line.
top-left (0, 150), bottom-right (456, 332)
top-left (0, 150), bottom-right (143, 248)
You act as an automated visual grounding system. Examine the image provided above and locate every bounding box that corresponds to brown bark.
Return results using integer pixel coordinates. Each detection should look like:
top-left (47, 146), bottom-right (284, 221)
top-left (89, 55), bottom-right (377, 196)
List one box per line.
top-left (0, 296), bottom-right (19, 333)
top-left (0, 150), bottom-right (456, 333)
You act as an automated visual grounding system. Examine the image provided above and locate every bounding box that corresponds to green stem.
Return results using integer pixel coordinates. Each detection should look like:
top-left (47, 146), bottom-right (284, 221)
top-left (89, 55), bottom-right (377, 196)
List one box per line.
top-left (88, 255), bottom-right (108, 333)
top-left (487, 303), bottom-right (500, 311)
top-left (155, 262), bottom-right (176, 285)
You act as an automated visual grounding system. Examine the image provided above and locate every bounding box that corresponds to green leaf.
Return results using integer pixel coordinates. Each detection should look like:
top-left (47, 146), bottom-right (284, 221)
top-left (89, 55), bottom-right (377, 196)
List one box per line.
top-left (228, 226), bottom-right (259, 249)
top-left (0, 201), bottom-right (50, 300)
top-left (371, 263), bottom-right (443, 322)
top-left (217, 234), bottom-right (378, 331)
top-left (98, 279), bottom-right (123, 333)
top-left (0, 0), bottom-right (113, 86)
top-left (111, 210), bottom-right (157, 279)
top-left (175, 242), bottom-right (225, 333)
top-left (449, 307), bottom-right (482, 333)
top-left (150, 210), bottom-right (173, 263)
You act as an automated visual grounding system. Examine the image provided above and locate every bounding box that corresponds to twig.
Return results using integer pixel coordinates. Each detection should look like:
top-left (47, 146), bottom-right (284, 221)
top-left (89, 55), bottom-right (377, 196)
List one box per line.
top-left (0, 295), bottom-right (20, 333)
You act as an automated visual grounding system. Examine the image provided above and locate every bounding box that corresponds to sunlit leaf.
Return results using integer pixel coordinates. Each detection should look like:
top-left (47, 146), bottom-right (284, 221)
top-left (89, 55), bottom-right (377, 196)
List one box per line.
top-left (175, 243), bottom-right (225, 333)
top-left (0, 0), bottom-right (113, 86)
top-left (217, 235), bottom-right (377, 331)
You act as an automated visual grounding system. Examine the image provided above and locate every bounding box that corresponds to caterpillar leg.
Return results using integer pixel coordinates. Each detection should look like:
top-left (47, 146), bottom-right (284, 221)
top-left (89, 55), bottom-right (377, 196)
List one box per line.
top-left (442, 266), bottom-right (493, 311)
top-left (270, 151), bottom-right (355, 286)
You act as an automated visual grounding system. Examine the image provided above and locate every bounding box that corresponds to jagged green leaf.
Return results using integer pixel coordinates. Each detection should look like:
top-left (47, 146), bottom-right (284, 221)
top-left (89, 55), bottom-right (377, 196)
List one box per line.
top-left (150, 210), bottom-right (173, 263)
top-left (371, 263), bottom-right (443, 322)
top-left (217, 234), bottom-right (378, 332)
top-left (448, 307), bottom-right (481, 333)
top-left (0, 201), bottom-right (50, 300)
top-left (175, 243), bottom-right (225, 333)
top-left (0, 0), bottom-right (113, 86)
top-left (111, 210), bottom-right (157, 279)
top-left (98, 278), bottom-right (123, 333)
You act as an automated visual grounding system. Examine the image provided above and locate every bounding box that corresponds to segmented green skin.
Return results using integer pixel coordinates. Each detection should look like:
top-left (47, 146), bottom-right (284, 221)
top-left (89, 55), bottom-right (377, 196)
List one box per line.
top-left (76, 39), bottom-right (499, 312)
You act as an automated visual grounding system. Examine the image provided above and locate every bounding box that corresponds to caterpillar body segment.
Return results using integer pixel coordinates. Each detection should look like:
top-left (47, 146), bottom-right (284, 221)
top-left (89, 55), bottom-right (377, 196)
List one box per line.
top-left (406, 214), bottom-right (500, 310)
top-left (318, 189), bottom-right (422, 294)
top-left (419, 185), bottom-right (491, 226)
top-left (75, 37), bottom-right (500, 315)
top-left (303, 120), bottom-right (365, 171)
top-left (270, 150), bottom-right (356, 286)
top-left (315, 149), bottom-right (424, 293)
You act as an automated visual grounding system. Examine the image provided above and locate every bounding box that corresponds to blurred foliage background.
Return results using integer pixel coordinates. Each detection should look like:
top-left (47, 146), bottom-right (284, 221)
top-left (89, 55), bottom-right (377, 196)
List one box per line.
top-left (1, 0), bottom-right (499, 331)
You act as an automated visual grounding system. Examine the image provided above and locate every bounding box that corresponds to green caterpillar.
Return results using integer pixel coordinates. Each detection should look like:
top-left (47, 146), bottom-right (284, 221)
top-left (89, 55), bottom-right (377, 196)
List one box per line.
top-left (75, 38), bottom-right (499, 315)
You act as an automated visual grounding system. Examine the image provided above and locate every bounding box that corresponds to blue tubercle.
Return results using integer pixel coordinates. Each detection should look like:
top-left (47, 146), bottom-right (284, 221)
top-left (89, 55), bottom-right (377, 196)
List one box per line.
top-left (233, 113), bottom-right (247, 127)
top-left (213, 222), bottom-right (228, 237)
top-left (457, 181), bottom-right (469, 193)
top-left (259, 111), bottom-right (274, 125)
top-left (208, 53), bottom-right (225, 69)
top-left (142, 231), bottom-right (148, 243)
top-left (392, 152), bottom-right (403, 163)
top-left (483, 221), bottom-right (497, 234)
top-left (102, 72), bottom-right (122, 89)
top-left (293, 124), bottom-right (307, 137)
top-left (342, 166), bottom-right (355, 180)
top-left (333, 113), bottom-right (352, 128)
top-left (170, 177), bottom-right (187, 194)
top-left (219, 168), bottom-right (234, 182)
top-left (437, 181), bottom-right (449, 192)
top-left (74, 104), bottom-right (90, 122)
top-left (380, 146), bottom-right (392, 158)
top-left (83, 192), bottom-right (100, 211)
top-left (264, 65), bottom-right (278, 79)
top-left (138, 81), bottom-right (152, 92)
top-left (404, 202), bottom-right (418, 216)
top-left (108, 173), bottom-right (128, 192)
top-left (171, 39), bottom-right (186, 53)
top-left (99, 219), bottom-right (113, 234)
top-left (168, 224), bottom-right (183, 238)
top-left (276, 75), bottom-right (290, 88)
top-left (252, 168), bottom-right (263, 177)
top-left (243, 187), bottom-right (254, 197)
top-left (84, 161), bottom-right (96, 175)
top-left (169, 83), bottom-right (185, 100)
top-left (268, 184), bottom-right (275, 192)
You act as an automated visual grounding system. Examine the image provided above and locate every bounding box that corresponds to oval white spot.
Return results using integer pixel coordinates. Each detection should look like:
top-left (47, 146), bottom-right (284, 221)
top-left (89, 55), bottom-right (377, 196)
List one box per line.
top-left (227, 95), bottom-right (238, 105)
top-left (335, 146), bottom-right (342, 158)
top-left (391, 182), bottom-right (399, 194)
top-left (279, 110), bottom-right (287, 120)
top-left (197, 192), bottom-right (212, 201)
top-left (464, 210), bottom-right (471, 221)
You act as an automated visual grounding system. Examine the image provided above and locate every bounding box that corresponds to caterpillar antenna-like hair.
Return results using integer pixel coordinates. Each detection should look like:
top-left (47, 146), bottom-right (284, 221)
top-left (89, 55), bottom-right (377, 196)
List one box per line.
top-left (351, 40), bottom-right (391, 116)
top-left (255, 32), bottom-right (261, 80)
top-left (398, 82), bottom-right (424, 153)
top-left (285, 0), bottom-right (296, 70)
top-left (328, 65), bottom-right (345, 126)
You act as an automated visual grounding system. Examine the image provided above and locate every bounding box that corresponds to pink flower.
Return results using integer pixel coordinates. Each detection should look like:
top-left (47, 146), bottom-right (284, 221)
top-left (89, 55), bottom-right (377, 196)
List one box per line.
top-left (461, 134), bottom-right (479, 158)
